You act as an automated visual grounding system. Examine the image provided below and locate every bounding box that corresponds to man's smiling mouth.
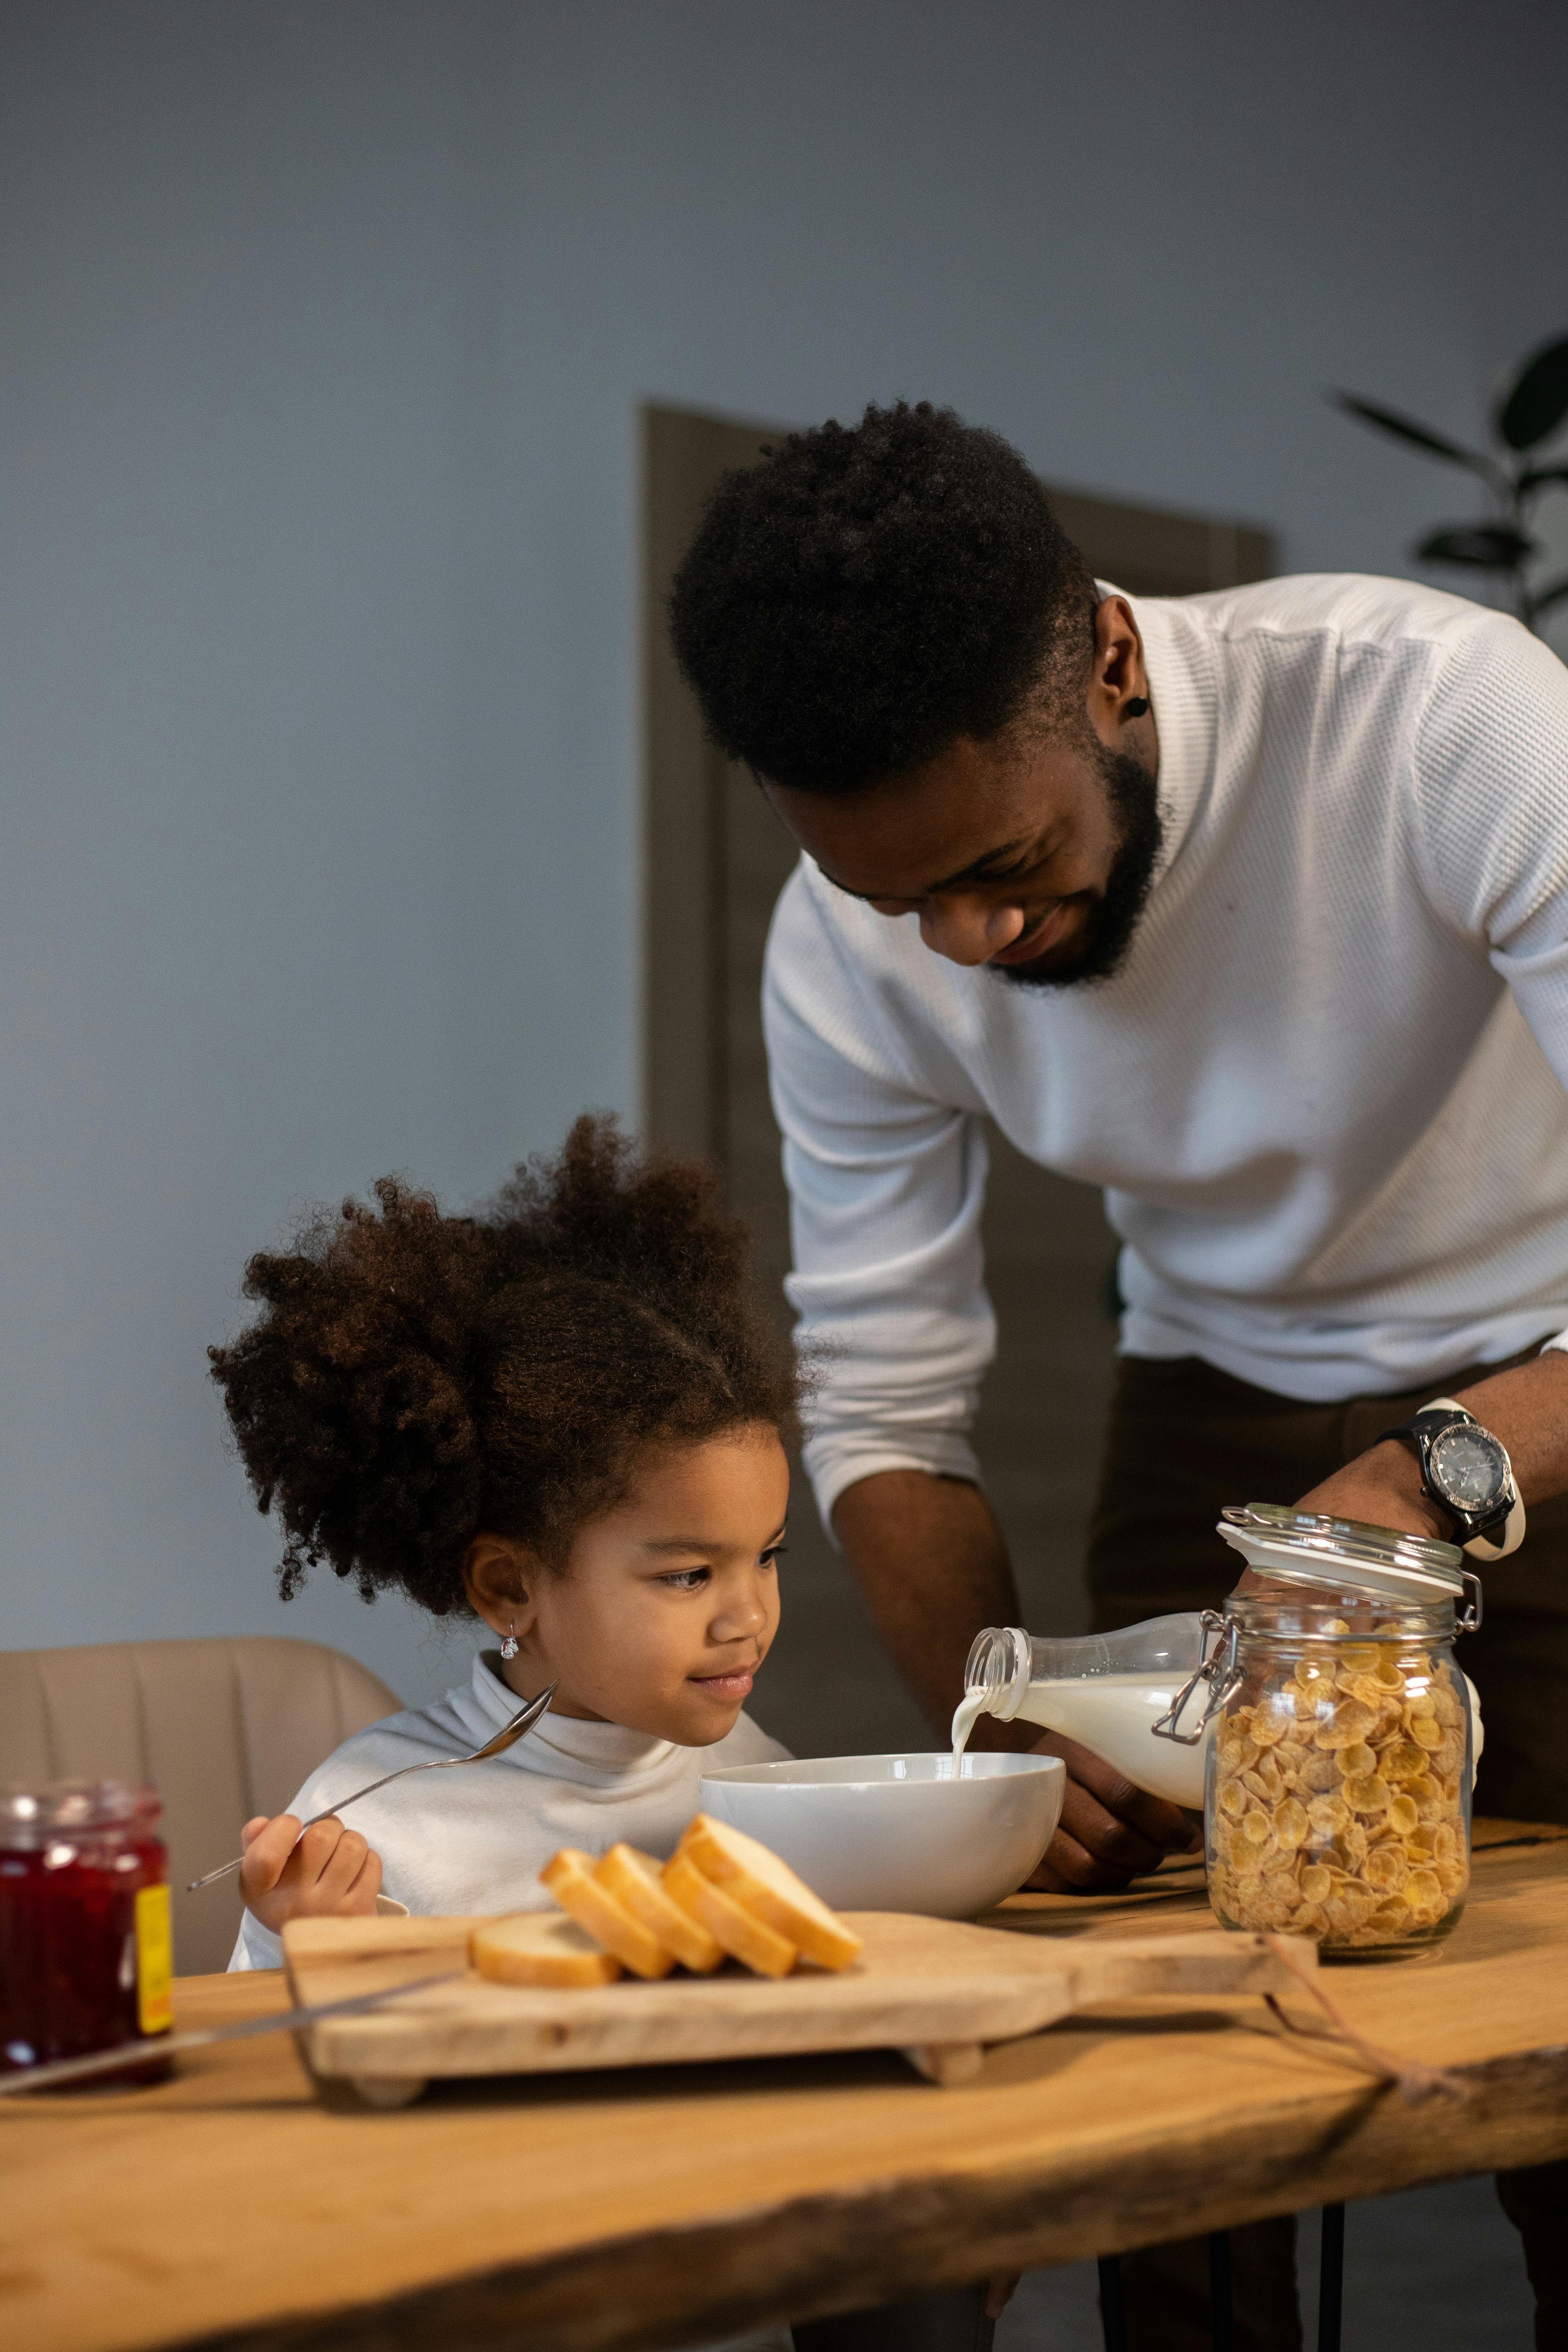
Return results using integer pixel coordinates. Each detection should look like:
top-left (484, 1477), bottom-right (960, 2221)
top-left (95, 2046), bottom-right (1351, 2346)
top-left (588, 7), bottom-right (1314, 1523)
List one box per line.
top-left (986, 899), bottom-right (1083, 967)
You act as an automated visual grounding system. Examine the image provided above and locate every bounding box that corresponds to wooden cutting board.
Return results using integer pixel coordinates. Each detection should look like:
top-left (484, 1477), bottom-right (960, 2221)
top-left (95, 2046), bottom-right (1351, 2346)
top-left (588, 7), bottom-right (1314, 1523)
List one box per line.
top-left (282, 1911), bottom-right (1315, 2105)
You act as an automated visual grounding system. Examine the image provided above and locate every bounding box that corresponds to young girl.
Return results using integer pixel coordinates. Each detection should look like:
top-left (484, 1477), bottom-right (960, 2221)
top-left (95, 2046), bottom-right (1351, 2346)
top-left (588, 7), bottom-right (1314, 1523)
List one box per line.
top-left (211, 1113), bottom-right (799, 1972)
top-left (211, 1115), bottom-right (1013, 2349)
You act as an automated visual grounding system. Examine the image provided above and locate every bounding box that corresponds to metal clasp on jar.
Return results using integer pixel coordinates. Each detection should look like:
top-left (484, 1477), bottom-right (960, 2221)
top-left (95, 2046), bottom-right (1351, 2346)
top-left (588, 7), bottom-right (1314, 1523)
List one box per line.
top-left (1152, 1611), bottom-right (1243, 1746)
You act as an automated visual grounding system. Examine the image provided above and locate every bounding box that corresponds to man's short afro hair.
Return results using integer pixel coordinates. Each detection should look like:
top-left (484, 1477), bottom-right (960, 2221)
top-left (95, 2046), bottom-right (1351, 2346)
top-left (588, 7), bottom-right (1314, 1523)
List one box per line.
top-left (668, 401), bottom-right (1097, 793)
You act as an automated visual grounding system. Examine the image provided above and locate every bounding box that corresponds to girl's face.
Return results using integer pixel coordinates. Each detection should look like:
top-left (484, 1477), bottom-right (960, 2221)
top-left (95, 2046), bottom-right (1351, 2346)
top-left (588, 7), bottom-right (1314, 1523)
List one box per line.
top-left (467, 1424), bottom-right (788, 1748)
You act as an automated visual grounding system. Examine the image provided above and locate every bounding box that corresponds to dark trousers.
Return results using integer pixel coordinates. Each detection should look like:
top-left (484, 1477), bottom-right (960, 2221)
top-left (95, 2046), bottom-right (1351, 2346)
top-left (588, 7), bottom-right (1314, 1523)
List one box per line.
top-left (1088, 1351), bottom-right (1568, 2352)
top-left (793, 2287), bottom-right (993, 2350)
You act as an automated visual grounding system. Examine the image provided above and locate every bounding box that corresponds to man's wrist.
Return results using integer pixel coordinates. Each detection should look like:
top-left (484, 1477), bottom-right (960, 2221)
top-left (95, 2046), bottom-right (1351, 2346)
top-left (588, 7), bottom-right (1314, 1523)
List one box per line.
top-left (1293, 1438), bottom-right (1450, 1542)
top-left (1366, 1437), bottom-right (1453, 1539)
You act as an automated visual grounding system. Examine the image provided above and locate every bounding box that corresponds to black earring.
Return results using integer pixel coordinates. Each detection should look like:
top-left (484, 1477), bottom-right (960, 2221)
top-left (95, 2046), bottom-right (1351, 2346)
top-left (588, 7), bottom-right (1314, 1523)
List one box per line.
top-left (1124, 695), bottom-right (1150, 719)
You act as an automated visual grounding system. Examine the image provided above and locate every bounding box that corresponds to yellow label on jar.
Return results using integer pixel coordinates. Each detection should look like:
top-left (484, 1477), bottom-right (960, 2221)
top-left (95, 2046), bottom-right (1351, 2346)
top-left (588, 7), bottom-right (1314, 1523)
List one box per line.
top-left (135, 1883), bottom-right (173, 2035)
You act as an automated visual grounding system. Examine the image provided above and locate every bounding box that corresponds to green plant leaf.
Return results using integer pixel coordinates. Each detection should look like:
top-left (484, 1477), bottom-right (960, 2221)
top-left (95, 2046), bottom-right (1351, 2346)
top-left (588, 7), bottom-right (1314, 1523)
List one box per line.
top-left (1329, 392), bottom-right (1493, 474)
top-left (1496, 335), bottom-right (1568, 452)
top-left (1415, 524), bottom-right (1537, 568)
top-left (1525, 573), bottom-right (1568, 622)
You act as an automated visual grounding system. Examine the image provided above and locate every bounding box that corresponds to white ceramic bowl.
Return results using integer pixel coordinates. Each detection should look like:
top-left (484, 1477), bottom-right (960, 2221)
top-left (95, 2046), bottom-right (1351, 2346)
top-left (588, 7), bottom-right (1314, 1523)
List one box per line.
top-left (697, 1751), bottom-right (1065, 1919)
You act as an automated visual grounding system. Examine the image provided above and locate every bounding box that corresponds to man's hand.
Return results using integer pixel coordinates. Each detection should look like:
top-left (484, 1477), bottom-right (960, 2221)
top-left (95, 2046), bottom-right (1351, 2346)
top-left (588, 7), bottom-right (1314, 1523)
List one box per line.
top-left (1021, 1727), bottom-right (1200, 1891)
top-left (238, 1811), bottom-right (383, 1934)
top-left (1295, 1347), bottom-right (1568, 1536)
top-left (1293, 1437), bottom-right (1447, 1541)
top-left (832, 1468), bottom-right (1199, 1895)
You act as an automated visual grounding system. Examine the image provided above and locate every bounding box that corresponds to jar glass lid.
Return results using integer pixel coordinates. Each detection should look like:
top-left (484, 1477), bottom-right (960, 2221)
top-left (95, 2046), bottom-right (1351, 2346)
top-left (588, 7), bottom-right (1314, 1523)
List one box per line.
top-left (1217, 1502), bottom-right (1476, 1614)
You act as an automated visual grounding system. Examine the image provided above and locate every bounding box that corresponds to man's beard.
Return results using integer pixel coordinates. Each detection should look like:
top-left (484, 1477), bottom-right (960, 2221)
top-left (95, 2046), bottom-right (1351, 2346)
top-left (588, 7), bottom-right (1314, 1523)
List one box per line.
top-left (992, 742), bottom-right (1164, 991)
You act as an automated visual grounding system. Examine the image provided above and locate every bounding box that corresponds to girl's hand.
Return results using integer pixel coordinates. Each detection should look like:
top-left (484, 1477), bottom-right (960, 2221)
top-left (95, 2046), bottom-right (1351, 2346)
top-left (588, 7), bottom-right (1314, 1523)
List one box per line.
top-left (238, 1812), bottom-right (383, 1933)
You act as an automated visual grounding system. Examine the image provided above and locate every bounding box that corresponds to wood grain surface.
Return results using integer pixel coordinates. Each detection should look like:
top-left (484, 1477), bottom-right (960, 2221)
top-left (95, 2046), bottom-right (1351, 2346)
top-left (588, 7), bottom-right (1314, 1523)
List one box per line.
top-left (3, 1823), bottom-right (1565, 2352)
top-left (284, 1911), bottom-right (1320, 2091)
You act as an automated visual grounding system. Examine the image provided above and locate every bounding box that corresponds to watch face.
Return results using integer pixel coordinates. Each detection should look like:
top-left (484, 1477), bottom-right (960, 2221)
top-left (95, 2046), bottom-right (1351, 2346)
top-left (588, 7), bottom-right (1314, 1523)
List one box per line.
top-left (1430, 1424), bottom-right (1507, 1510)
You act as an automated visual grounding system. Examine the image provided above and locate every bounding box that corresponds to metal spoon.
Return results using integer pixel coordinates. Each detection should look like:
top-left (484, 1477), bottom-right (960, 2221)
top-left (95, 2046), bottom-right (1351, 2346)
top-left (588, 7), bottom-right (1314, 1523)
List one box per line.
top-left (186, 1683), bottom-right (556, 1892)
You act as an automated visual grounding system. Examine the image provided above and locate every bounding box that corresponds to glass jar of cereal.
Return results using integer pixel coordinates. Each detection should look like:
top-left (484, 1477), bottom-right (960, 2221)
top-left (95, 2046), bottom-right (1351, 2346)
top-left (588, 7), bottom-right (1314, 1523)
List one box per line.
top-left (1200, 1506), bottom-right (1479, 1958)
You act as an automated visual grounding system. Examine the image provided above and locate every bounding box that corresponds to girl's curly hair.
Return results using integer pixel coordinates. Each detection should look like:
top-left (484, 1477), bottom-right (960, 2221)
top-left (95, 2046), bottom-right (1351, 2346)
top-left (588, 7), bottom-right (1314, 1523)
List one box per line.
top-left (208, 1115), bottom-right (802, 1611)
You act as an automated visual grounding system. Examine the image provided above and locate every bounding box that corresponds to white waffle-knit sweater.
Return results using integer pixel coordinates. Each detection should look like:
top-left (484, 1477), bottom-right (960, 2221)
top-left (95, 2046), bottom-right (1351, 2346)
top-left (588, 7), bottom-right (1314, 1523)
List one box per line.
top-left (229, 1652), bottom-right (788, 1972)
top-left (763, 575), bottom-right (1568, 1528)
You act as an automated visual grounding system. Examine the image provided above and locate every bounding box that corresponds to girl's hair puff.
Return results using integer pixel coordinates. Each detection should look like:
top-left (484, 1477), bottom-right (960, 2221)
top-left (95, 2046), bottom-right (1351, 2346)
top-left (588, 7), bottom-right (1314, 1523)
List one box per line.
top-left (208, 1115), bottom-right (801, 1612)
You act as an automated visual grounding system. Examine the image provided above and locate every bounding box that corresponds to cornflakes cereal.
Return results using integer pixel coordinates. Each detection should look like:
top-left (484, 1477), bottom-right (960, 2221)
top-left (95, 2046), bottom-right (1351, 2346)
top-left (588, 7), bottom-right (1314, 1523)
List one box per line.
top-left (1315, 1698), bottom-right (1377, 1749)
top-left (1304, 1792), bottom-right (1345, 1836)
top-left (1364, 1844), bottom-right (1407, 1893)
top-left (1274, 1797), bottom-right (1309, 1850)
top-left (1208, 1635), bottom-right (1469, 1951)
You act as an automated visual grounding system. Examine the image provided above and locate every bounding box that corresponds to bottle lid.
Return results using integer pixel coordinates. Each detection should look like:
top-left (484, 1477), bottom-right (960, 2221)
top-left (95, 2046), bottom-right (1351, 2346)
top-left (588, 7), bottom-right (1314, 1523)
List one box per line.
top-left (1217, 1503), bottom-right (1480, 1625)
top-left (0, 1778), bottom-right (161, 1847)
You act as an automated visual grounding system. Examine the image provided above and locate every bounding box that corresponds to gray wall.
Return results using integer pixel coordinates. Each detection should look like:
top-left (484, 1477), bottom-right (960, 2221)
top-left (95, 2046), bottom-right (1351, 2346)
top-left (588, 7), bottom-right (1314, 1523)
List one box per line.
top-left (3, 0), bottom-right (1565, 1707)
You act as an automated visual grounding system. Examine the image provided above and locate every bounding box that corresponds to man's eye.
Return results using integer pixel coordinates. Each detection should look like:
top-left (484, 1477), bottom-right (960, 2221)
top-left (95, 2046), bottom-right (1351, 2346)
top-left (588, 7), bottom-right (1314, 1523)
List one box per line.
top-left (660, 1567), bottom-right (710, 1592)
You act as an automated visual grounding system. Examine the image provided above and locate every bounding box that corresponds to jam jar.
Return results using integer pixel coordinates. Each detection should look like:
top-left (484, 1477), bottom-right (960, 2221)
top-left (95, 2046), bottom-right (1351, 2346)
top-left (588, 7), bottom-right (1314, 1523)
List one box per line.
top-left (0, 1779), bottom-right (173, 2073)
top-left (1158, 1507), bottom-right (1480, 1960)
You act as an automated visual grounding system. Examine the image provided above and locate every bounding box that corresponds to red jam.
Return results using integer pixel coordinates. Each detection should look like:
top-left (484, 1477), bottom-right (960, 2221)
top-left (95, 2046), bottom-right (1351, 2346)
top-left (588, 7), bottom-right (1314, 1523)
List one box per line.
top-left (0, 1780), bottom-right (172, 2076)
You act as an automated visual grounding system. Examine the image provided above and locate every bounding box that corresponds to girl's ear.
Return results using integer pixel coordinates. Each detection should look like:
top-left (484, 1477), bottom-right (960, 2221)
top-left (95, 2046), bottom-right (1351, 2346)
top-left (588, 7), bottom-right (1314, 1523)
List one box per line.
top-left (462, 1532), bottom-right (541, 1637)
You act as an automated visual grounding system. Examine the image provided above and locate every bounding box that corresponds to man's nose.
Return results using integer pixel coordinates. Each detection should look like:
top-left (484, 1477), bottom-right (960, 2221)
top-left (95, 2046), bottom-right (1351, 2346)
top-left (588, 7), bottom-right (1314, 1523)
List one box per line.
top-left (918, 895), bottom-right (1027, 966)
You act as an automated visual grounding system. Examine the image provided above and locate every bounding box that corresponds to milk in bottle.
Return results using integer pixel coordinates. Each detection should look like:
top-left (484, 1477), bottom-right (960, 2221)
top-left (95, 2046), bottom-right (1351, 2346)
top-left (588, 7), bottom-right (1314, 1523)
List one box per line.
top-left (953, 1615), bottom-right (1212, 1807)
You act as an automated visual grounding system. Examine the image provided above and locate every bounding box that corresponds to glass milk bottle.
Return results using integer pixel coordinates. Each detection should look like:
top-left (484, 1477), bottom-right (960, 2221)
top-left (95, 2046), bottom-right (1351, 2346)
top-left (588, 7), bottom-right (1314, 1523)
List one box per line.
top-left (957, 1614), bottom-right (1213, 1807)
top-left (1195, 1506), bottom-right (1480, 1958)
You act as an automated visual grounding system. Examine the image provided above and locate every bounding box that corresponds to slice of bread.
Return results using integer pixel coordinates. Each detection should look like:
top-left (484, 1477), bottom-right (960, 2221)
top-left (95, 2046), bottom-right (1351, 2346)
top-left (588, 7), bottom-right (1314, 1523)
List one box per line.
top-left (595, 1843), bottom-right (725, 1974)
top-left (662, 1850), bottom-right (797, 1978)
top-left (678, 1815), bottom-right (863, 1970)
top-left (471, 1911), bottom-right (622, 1988)
top-left (540, 1848), bottom-right (675, 1980)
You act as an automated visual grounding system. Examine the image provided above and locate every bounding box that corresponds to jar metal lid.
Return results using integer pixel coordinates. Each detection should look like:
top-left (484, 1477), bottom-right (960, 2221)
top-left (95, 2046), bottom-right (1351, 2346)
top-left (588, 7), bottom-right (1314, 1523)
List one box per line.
top-left (1217, 1502), bottom-right (1480, 1623)
top-left (0, 1778), bottom-right (161, 1845)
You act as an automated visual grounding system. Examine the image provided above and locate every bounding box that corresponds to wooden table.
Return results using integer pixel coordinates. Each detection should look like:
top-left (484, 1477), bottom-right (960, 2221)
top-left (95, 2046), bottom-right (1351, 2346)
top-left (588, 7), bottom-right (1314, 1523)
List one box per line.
top-left (6, 1821), bottom-right (1567, 2352)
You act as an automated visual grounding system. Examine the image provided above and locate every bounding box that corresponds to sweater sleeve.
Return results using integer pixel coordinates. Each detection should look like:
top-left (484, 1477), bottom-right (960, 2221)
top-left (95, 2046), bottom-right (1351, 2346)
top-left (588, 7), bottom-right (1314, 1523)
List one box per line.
top-left (763, 867), bottom-right (995, 1533)
top-left (1411, 611), bottom-right (1568, 1355)
top-left (228, 1908), bottom-right (284, 1972)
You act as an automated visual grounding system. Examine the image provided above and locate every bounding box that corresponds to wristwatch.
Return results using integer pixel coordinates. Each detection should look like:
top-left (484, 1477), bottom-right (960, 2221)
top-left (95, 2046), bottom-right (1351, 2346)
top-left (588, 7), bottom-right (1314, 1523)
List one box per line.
top-left (1377, 1397), bottom-right (1525, 1561)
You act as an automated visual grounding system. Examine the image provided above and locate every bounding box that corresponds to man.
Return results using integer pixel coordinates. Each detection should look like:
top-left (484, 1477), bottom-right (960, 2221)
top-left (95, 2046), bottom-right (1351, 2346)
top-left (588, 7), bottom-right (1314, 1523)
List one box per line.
top-left (669, 403), bottom-right (1568, 2349)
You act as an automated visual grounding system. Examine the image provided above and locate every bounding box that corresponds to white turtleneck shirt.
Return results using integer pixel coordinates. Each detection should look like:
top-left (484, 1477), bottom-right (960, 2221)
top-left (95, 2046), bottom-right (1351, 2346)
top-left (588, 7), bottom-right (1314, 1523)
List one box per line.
top-left (229, 1653), bottom-right (788, 1972)
top-left (762, 575), bottom-right (1568, 1528)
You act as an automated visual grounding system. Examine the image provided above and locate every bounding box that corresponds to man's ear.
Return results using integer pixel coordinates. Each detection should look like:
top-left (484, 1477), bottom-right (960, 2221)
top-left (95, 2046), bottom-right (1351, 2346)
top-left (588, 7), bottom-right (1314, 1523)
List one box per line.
top-left (462, 1531), bottom-right (540, 1637)
top-left (1087, 595), bottom-right (1150, 733)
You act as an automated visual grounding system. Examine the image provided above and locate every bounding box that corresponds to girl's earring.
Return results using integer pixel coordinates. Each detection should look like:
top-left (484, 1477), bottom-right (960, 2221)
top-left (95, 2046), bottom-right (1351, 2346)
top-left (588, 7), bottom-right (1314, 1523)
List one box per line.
top-left (499, 1620), bottom-right (519, 1660)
